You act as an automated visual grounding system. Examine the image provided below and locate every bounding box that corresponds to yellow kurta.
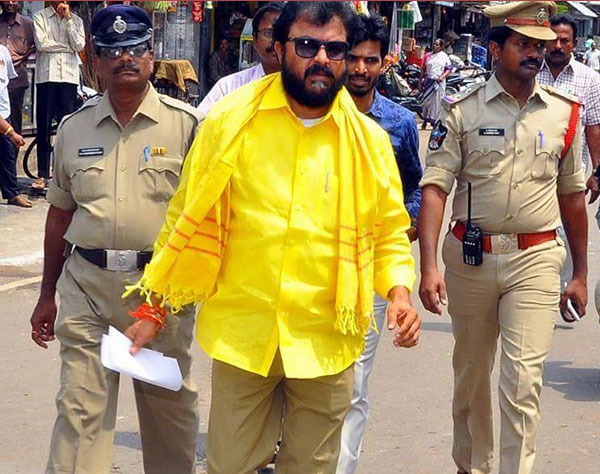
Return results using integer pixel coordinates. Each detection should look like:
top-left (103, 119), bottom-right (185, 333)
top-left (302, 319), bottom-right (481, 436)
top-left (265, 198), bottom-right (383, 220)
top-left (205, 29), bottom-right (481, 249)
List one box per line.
top-left (197, 78), bottom-right (415, 378)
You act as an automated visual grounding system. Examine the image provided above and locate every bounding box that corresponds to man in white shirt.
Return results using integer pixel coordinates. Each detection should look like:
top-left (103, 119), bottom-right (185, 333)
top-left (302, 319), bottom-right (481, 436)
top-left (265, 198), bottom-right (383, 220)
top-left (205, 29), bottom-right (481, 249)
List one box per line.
top-left (584, 41), bottom-right (600, 73)
top-left (0, 43), bottom-right (28, 207)
top-left (32, 1), bottom-right (85, 190)
top-left (197, 2), bottom-right (283, 119)
top-left (538, 14), bottom-right (600, 306)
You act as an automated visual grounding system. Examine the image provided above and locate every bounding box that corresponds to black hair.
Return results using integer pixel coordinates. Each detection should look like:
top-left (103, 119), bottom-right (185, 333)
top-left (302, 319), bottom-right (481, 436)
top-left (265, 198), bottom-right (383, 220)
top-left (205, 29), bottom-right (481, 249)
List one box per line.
top-left (273, 1), bottom-right (357, 46)
top-left (486, 26), bottom-right (514, 48)
top-left (550, 14), bottom-right (578, 40)
top-left (352, 13), bottom-right (389, 60)
top-left (252, 2), bottom-right (285, 36)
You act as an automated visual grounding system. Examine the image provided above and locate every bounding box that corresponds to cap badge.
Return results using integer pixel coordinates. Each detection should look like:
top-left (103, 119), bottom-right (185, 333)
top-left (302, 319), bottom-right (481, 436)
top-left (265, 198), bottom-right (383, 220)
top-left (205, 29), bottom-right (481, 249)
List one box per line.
top-left (113, 15), bottom-right (127, 35)
top-left (536, 8), bottom-right (548, 26)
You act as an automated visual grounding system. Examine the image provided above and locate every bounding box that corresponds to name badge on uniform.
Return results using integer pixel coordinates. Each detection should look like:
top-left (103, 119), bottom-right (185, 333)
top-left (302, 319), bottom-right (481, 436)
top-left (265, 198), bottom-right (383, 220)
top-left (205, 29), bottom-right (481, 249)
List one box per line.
top-left (78, 147), bottom-right (104, 157)
top-left (479, 128), bottom-right (504, 137)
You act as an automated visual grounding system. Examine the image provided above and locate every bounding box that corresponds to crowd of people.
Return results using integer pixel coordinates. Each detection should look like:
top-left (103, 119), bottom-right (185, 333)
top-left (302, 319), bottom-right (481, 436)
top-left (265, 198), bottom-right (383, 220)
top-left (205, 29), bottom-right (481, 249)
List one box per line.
top-left (15, 0), bottom-right (599, 473)
top-left (0, 1), bottom-right (84, 208)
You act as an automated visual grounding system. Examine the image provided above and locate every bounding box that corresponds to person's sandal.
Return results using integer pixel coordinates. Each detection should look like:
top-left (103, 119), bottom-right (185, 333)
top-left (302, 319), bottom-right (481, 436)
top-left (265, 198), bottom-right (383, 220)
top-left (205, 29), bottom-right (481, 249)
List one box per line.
top-left (7, 194), bottom-right (32, 208)
top-left (31, 177), bottom-right (46, 190)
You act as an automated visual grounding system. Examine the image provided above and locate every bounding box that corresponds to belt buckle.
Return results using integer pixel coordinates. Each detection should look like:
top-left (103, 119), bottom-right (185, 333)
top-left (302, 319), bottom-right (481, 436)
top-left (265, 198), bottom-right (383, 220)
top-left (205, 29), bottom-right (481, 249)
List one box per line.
top-left (106, 250), bottom-right (137, 271)
top-left (490, 234), bottom-right (519, 255)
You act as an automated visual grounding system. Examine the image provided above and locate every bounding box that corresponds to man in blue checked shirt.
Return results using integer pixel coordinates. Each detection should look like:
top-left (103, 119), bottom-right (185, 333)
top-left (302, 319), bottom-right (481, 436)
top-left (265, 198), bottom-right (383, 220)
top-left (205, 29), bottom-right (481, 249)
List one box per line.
top-left (337, 13), bottom-right (423, 474)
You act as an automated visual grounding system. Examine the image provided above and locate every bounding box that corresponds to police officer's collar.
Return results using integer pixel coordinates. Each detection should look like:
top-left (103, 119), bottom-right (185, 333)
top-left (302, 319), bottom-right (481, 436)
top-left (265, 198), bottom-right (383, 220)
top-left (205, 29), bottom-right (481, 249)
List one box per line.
top-left (485, 73), bottom-right (549, 105)
top-left (94, 82), bottom-right (161, 126)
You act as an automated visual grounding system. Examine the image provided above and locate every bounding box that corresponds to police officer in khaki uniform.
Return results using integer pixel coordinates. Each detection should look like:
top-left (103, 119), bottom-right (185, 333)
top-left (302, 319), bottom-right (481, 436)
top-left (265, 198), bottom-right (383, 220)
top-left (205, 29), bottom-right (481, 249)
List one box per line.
top-left (418, 2), bottom-right (588, 474)
top-left (29, 5), bottom-right (200, 474)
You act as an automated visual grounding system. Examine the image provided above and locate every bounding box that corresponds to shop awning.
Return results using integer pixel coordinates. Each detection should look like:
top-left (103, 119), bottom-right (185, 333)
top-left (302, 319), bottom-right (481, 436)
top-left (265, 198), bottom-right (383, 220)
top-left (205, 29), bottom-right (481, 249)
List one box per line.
top-left (567, 1), bottom-right (598, 19)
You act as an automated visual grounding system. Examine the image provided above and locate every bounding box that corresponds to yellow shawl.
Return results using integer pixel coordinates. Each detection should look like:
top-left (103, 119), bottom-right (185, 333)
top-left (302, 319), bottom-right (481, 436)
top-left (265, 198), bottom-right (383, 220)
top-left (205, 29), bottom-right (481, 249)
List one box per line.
top-left (125, 73), bottom-right (385, 337)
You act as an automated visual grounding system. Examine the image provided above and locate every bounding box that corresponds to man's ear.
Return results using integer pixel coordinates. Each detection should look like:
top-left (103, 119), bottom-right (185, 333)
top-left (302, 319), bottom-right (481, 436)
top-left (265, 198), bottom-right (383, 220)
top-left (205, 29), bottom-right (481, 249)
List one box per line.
top-left (274, 41), bottom-right (283, 64)
top-left (489, 41), bottom-right (501, 62)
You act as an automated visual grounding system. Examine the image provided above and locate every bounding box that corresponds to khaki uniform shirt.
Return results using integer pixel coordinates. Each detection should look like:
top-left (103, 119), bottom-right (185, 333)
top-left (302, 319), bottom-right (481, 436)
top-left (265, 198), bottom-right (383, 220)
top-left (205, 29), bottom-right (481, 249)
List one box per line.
top-left (47, 84), bottom-right (199, 251)
top-left (420, 75), bottom-right (585, 234)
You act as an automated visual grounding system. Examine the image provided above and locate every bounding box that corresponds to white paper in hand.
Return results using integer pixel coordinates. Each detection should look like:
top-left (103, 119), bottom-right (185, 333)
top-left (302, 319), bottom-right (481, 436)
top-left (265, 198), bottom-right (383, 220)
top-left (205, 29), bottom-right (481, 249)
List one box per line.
top-left (101, 326), bottom-right (183, 391)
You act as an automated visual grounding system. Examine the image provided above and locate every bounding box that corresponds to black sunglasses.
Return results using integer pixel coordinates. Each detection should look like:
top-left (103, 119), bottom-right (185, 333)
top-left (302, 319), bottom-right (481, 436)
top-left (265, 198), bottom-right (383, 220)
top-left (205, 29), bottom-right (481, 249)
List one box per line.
top-left (287, 37), bottom-right (349, 61)
top-left (99, 43), bottom-right (149, 59)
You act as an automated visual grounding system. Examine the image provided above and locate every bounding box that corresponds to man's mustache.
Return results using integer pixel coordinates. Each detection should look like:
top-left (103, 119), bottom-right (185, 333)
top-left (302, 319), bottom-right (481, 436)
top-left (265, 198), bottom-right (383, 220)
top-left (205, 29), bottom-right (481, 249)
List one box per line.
top-left (520, 58), bottom-right (542, 67)
top-left (113, 62), bottom-right (140, 75)
top-left (348, 74), bottom-right (370, 82)
top-left (549, 50), bottom-right (566, 57)
top-left (304, 64), bottom-right (334, 81)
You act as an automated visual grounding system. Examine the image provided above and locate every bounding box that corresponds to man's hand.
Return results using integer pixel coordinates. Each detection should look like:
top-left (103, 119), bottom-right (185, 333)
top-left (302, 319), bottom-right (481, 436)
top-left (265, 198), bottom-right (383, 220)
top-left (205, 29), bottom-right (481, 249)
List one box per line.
top-left (8, 130), bottom-right (25, 148)
top-left (586, 175), bottom-right (600, 204)
top-left (30, 297), bottom-right (57, 348)
top-left (407, 225), bottom-right (418, 242)
top-left (56, 2), bottom-right (71, 20)
top-left (387, 286), bottom-right (421, 348)
top-left (561, 277), bottom-right (587, 317)
top-left (419, 267), bottom-right (447, 315)
top-left (125, 319), bottom-right (160, 355)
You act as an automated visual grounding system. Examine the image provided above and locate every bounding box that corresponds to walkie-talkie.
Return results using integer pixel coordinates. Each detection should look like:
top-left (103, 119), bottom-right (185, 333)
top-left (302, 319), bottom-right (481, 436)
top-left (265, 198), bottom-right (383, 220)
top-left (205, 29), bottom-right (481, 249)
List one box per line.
top-left (462, 182), bottom-right (483, 266)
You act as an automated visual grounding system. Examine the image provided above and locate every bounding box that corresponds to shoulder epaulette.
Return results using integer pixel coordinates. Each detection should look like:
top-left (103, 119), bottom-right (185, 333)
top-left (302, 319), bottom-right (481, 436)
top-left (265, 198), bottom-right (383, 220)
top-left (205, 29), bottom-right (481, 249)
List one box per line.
top-left (442, 82), bottom-right (485, 110)
top-left (539, 83), bottom-right (581, 104)
top-left (59, 94), bottom-right (103, 127)
top-left (157, 94), bottom-right (199, 121)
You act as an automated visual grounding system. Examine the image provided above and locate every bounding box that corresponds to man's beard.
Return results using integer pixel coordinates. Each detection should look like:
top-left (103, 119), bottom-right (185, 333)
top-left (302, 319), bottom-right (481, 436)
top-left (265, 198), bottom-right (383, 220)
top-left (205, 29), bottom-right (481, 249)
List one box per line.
top-left (280, 52), bottom-right (345, 108)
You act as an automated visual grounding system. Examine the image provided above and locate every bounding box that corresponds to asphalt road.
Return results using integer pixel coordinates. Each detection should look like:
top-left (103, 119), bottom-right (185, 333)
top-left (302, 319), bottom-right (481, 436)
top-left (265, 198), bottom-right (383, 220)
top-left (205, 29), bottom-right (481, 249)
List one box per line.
top-left (1, 130), bottom-right (599, 474)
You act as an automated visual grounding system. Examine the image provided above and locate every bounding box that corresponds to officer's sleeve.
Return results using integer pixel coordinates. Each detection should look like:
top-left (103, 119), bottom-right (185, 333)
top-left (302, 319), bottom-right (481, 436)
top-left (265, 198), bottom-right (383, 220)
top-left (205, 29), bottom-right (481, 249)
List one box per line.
top-left (373, 131), bottom-right (416, 298)
top-left (558, 115), bottom-right (586, 195)
top-left (419, 105), bottom-right (462, 194)
top-left (46, 128), bottom-right (77, 211)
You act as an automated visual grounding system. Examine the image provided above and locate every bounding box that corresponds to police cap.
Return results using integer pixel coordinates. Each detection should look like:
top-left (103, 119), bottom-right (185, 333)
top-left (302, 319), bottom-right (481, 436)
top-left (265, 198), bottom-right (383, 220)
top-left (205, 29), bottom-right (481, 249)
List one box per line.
top-left (484, 1), bottom-right (557, 41)
top-left (91, 4), bottom-right (153, 48)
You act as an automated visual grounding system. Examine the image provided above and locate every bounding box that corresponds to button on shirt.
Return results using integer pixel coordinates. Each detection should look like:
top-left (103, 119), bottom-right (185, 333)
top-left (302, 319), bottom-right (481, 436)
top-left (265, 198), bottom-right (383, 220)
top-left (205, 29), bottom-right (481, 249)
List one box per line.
top-left (0, 45), bottom-right (17, 118)
top-left (47, 85), bottom-right (199, 251)
top-left (33, 6), bottom-right (85, 85)
top-left (420, 75), bottom-right (585, 234)
top-left (0, 13), bottom-right (35, 90)
top-left (368, 91), bottom-right (423, 218)
top-left (538, 56), bottom-right (600, 171)
top-left (198, 78), bottom-right (415, 378)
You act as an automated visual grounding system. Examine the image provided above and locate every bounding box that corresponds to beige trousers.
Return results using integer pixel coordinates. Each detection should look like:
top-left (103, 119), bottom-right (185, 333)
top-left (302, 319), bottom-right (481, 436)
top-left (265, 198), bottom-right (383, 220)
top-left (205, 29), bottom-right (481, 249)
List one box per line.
top-left (442, 233), bottom-right (565, 474)
top-left (46, 252), bottom-right (199, 474)
top-left (206, 351), bottom-right (354, 474)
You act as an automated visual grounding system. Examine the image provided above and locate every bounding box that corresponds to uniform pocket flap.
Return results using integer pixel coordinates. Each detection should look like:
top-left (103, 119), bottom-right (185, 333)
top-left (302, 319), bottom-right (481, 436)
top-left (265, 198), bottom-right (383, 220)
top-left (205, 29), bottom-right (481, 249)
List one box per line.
top-left (139, 154), bottom-right (183, 176)
top-left (535, 136), bottom-right (563, 159)
top-left (467, 135), bottom-right (505, 155)
top-left (69, 157), bottom-right (106, 176)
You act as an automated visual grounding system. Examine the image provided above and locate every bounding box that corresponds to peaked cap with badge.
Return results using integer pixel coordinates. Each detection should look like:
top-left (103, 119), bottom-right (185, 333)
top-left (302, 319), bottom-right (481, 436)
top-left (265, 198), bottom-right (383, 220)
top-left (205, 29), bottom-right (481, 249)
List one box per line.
top-left (484, 1), bottom-right (557, 41)
top-left (91, 4), bottom-right (153, 48)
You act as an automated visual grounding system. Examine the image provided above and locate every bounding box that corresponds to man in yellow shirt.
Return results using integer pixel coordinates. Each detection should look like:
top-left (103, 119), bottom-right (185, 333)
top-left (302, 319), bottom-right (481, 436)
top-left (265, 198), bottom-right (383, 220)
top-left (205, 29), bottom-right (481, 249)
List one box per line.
top-left (125, 2), bottom-right (419, 472)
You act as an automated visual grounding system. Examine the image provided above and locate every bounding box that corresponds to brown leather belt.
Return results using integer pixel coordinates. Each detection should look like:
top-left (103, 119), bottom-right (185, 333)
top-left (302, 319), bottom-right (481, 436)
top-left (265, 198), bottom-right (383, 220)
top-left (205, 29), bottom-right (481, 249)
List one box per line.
top-left (452, 222), bottom-right (556, 254)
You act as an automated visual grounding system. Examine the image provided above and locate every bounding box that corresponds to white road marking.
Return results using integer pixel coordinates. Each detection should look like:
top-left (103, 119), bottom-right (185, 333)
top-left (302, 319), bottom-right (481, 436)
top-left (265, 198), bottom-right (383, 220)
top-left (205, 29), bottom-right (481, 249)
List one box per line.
top-left (0, 276), bottom-right (42, 293)
top-left (0, 250), bottom-right (43, 266)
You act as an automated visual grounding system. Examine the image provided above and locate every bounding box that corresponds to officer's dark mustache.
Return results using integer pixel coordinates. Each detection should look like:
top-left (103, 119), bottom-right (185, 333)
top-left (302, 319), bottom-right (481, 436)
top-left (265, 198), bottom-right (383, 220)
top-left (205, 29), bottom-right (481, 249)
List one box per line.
top-left (304, 64), bottom-right (335, 81)
top-left (550, 50), bottom-right (565, 57)
top-left (520, 58), bottom-right (542, 67)
top-left (113, 63), bottom-right (140, 75)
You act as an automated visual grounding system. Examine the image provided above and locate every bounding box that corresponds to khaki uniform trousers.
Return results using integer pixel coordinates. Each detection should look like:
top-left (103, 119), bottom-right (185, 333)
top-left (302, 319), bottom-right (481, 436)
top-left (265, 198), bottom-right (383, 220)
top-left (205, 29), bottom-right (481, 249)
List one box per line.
top-left (46, 252), bottom-right (199, 474)
top-left (442, 233), bottom-right (565, 474)
top-left (207, 350), bottom-right (354, 474)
